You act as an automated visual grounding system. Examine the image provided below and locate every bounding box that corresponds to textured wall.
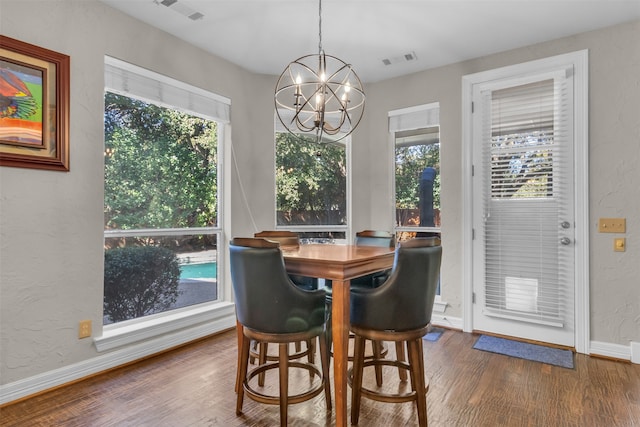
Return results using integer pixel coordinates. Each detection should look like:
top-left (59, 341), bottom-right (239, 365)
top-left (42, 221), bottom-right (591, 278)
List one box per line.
top-left (0, 0), bottom-right (264, 385)
top-left (586, 21), bottom-right (640, 345)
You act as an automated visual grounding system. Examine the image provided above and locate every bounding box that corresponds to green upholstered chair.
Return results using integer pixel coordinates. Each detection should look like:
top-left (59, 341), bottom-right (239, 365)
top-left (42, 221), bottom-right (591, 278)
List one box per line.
top-left (230, 237), bottom-right (331, 426)
top-left (349, 237), bottom-right (442, 427)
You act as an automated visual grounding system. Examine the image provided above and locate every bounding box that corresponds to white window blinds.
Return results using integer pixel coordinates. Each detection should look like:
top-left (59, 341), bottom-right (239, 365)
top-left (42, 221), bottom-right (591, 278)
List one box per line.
top-left (389, 103), bottom-right (440, 133)
top-left (104, 56), bottom-right (230, 123)
top-left (480, 72), bottom-right (574, 327)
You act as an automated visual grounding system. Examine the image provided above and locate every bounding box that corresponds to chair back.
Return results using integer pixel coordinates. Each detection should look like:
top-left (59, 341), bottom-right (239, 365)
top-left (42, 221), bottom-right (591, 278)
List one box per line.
top-left (354, 230), bottom-right (395, 248)
top-left (229, 238), bottom-right (325, 334)
top-left (350, 238), bottom-right (442, 331)
top-left (254, 230), bottom-right (300, 248)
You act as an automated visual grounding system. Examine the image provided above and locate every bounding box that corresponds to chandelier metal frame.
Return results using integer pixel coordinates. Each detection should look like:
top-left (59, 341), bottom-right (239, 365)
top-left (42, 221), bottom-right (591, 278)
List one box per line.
top-left (274, 0), bottom-right (365, 143)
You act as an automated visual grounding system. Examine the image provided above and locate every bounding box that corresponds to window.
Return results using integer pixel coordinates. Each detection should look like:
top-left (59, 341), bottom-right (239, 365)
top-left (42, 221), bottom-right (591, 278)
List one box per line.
top-left (489, 80), bottom-right (555, 200)
top-left (274, 131), bottom-right (349, 242)
top-left (103, 57), bottom-right (229, 325)
top-left (390, 104), bottom-right (442, 296)
top-left (390, 104), bottom-right (441, 241)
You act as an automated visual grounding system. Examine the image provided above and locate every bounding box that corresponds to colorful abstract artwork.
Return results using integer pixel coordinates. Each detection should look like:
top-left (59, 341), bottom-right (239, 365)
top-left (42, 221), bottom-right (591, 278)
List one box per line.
top-left (0, 60), bottom-right (44, 147)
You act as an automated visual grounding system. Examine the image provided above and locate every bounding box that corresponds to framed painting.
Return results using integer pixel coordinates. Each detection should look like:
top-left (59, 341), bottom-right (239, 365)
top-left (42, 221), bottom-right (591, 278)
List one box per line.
top-left (0, 36), bottom-right (70, 171)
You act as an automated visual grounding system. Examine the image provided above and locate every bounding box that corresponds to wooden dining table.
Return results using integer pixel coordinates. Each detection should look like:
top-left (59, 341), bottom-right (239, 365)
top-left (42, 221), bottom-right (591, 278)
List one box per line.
top-left (281, 243), bottom-right (395, 427)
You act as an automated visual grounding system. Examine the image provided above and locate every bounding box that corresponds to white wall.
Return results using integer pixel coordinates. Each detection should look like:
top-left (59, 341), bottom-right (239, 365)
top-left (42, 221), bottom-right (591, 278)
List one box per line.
top-left (1, 0), bottom-right (638, 403)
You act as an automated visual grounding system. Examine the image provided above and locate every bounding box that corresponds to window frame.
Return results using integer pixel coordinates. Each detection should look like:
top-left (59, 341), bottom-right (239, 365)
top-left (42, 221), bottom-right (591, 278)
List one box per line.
top-left (389, 103), bottom-right (445, 306)
top-left (97, 57), bottom-right (234, 352)
top-left (389, 103), bottom-right (442, 238)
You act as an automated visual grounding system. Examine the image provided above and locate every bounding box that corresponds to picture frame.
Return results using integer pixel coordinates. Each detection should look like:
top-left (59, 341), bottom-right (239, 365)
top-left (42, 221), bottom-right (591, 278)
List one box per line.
top-left (0, 36), bottom-right (70, 171)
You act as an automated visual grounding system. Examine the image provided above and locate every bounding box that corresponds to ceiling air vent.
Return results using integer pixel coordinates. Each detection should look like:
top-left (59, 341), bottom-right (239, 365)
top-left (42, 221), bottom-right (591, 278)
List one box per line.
top-left (156, 0), bottom-right (204, 21)
top-left (381, 51), bottom-right (418, 66)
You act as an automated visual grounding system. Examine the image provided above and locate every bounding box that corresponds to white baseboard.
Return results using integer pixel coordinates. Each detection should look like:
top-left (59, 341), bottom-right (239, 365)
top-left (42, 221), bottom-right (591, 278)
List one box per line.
top-left (631, 342), bottom-right (640, 364)
top-left (0, 314), bottom-right (236, 405)
top-left (589, 340), bottom-right (633, 362)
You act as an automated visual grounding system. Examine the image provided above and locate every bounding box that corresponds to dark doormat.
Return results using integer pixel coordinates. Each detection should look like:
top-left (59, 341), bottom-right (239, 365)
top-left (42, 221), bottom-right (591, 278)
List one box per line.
top-left (473, 335), bottom-right (574, 369)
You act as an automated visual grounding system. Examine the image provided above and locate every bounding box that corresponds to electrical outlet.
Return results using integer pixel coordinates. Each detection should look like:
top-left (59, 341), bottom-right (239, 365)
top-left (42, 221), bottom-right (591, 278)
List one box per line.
top-left (79, 320), bottom-right (92, 339)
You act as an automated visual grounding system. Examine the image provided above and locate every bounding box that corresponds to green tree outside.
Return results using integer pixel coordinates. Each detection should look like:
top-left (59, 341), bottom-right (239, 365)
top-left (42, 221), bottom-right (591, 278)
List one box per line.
top-left (104, 92), bottom-right (218, 232)
top-left (395, 143), bottom-right (441, 211)
top-left (275, 132), bottom-right (346, 225)
top-left (103, 246), bottom-right (180, 323)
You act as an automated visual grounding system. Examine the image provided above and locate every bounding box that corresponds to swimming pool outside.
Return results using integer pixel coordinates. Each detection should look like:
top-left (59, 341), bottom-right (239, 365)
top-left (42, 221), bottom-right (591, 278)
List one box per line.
top-left (180, 262), bottom-right (217, 280)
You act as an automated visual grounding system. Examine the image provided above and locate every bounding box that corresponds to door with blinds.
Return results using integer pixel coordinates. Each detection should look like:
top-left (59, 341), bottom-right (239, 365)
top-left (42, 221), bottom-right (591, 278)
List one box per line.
top-left (471, 68), bottom-right (575, 347)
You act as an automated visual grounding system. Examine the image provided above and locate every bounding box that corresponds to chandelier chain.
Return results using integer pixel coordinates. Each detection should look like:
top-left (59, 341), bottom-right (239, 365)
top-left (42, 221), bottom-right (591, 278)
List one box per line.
top-left (318, 0), bottom-right (322, 54)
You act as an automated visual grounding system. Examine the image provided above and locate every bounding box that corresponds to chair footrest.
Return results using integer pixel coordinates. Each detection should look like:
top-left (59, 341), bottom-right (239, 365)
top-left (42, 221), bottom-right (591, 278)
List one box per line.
top-left (244, 360), bottom-right (325, 406)
top-left (347, 359), bottom-right (430, 404)
top-left (329, 336), bottom-right (389, 361)
top-left (250, 340), bottom-right (314, 362)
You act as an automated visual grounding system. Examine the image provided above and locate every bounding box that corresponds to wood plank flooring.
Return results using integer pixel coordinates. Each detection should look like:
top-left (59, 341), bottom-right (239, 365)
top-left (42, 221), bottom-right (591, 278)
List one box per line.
top-left (1, 328), bottom-right (639, 426)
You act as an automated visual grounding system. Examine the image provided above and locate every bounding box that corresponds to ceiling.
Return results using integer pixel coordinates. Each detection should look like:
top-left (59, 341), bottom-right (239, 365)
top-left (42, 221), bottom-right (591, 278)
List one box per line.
top-left (99, 0), bottom-right (640, 83)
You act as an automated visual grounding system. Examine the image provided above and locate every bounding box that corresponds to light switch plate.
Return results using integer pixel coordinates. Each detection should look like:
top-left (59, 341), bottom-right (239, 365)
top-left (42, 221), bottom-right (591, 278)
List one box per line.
top-left (614, 238), bottom-right (626, 252)
top-left (598, 218), bottom-right (626, 233)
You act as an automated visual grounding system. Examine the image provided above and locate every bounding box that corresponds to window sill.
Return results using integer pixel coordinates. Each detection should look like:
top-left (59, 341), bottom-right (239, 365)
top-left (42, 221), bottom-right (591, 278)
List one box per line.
top-left (433, 297), bottom-right (447, 313)
top-left (94, 302), bottom-right (236, 352)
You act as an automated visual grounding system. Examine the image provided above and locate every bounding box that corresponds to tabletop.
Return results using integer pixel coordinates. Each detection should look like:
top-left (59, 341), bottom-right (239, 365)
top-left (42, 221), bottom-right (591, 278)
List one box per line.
top-left (281, 244), bottom-right (395, 281)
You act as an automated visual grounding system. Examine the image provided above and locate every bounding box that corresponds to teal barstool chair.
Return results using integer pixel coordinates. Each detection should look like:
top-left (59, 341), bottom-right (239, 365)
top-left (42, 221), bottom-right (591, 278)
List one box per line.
top-left (349, 237), bottom-right (442, 427)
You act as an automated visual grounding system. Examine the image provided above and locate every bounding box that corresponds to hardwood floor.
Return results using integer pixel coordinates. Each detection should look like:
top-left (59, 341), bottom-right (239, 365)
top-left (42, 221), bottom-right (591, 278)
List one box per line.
top-left (2, 328), bottom-right (639, 426)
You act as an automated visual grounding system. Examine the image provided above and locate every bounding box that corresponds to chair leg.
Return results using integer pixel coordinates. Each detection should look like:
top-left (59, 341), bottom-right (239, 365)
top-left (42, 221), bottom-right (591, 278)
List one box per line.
top-left (407, 338), bottom-right (428, 427)
top-left (235, 334), bottom-right (242, 394)
top-left (249, 339), bottom-right (257, 364)
top-left (324, 299), bottom-right (333, 354)
top-left (236, 334), bottom-right (251, 415)
top-left (395, 341), bottom-right (408, 381)
top-left (319, 333), bottom-right (332, 410)
top-left (278, 343), bottom-right (289, 427)
top-left (350, 334), bottom-right (366, 425)
top-left (372, 340), bottom-right (384, 387)
top-left (308, 339), bottom-right (315, 364)
top-left (258, 342), bottom-right (268, 387)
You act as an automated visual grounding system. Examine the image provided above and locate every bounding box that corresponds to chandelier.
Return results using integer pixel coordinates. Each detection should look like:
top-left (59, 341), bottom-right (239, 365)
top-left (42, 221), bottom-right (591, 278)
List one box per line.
top-left (274, 0), bottom-right (365, 144)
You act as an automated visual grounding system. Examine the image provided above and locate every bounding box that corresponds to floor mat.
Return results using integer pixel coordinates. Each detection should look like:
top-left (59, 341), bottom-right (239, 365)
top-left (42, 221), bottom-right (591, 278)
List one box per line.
top-left (423, 327), bottom-right (445, 342)
top-left (473, 335), bottom-right (574, 369)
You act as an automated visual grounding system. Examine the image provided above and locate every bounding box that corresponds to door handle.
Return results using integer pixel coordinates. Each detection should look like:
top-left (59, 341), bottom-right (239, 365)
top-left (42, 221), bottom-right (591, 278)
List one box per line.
top-left (561, 221), bottom-right (571, 229)
top-left (560, 237), bottom-right (571, 245)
